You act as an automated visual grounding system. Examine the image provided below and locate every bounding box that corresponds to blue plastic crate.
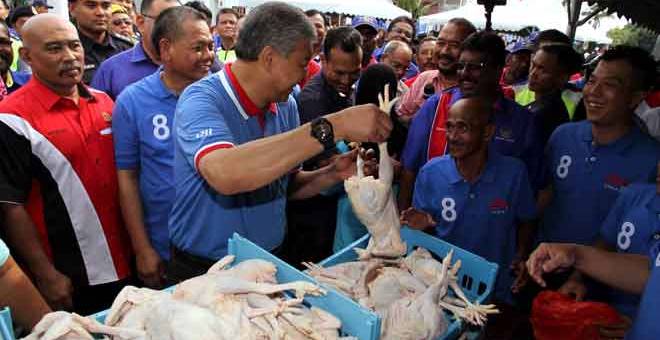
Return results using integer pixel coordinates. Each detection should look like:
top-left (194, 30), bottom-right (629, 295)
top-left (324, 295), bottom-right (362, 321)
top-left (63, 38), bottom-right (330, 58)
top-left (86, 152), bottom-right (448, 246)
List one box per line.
top-left (319, 227), bottom-right (499, 340)
top-left (0, 307), bottom-right (14, 340)
top-left (93, 233), bottom-right (379, 340)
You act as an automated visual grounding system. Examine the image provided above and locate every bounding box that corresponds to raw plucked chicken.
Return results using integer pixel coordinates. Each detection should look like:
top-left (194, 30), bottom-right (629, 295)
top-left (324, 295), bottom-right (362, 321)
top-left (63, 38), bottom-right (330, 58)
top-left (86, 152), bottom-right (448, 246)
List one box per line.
top-left (306, 85), bottom-right (498, 339)
top-left (22, 256), bottom-right (352, 340)
top-left (344, 85), bottom-right (407, 260)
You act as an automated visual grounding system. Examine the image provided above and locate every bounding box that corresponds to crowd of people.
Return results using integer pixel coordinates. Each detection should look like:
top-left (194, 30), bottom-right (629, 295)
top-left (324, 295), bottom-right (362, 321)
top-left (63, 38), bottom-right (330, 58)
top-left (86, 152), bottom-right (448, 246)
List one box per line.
top-left (0, 0), bottom-right (658, 339)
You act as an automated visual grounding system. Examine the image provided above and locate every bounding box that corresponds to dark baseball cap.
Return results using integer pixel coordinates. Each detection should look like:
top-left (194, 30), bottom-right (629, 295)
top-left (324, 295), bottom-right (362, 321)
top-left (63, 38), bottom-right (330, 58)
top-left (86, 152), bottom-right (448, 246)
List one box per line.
top-left (352, 16), bottom-right (378, 34)
top-left (32, 0), bottom-right (53, 8)
top-left (9, 6), bottom-right (36, 27)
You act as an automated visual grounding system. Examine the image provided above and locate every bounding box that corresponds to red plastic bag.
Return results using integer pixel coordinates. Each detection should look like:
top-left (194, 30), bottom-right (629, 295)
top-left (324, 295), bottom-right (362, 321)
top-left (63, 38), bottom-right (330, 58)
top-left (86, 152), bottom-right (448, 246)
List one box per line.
top-left (531, 291), bottom-right (623, 340)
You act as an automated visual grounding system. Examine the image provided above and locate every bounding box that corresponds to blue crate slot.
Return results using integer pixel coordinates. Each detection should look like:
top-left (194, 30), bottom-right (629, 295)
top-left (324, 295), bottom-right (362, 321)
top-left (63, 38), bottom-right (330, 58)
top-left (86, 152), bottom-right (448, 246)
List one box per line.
top-left (0, 307), bottom-right (14, 340)
top-left (92, 233), bottom-right (379, 340)
top-left (228, 233), bottom-right (380, 340)
top-left (319, 227), bottom-right (499, 340)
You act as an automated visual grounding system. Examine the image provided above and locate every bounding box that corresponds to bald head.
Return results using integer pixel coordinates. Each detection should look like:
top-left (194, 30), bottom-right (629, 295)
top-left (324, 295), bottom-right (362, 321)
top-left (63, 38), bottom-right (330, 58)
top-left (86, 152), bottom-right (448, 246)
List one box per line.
top-left (448, 97), bottom-right (493, 126)
top-left (381, 40), bottom-right (412, 81)
top-left (22, 14), bottom-right (79, 49)
top-left (19, 13), bottom-right (85, 95)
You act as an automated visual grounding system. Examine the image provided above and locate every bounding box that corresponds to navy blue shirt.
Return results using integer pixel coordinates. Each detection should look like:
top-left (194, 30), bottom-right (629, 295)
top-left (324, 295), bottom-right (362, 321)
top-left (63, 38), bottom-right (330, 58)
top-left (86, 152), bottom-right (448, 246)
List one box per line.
top-left (91, 42), bottom-right (158, 100)
top-left (540, 122), bottom-right (660, 245)
top-left (413, 152), bottom-right (537, 303)
top-left (112, 71), bottom-right (178, 260)
top-left (169, 64), bottom-right (300, 260)
top-left (600, 184), bottom-right (660, 318)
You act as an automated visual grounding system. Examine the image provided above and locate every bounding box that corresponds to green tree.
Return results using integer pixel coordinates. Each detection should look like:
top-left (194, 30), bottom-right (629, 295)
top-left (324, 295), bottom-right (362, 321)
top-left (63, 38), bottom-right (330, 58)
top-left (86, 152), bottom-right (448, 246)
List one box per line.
top-left (564, 0), bottom-right (607, 42)
top-left (395, 0), bottom-right (440, 20)
top-left (607, 24), bottom-right (658, 52)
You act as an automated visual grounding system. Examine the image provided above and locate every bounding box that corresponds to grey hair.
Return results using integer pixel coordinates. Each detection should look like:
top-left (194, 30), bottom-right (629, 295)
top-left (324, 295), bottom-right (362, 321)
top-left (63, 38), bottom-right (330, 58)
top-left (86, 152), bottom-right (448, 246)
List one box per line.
top-left (382, 40), bottom-right (411, 56)
top-left (235, 2), bottom-right (316, 61)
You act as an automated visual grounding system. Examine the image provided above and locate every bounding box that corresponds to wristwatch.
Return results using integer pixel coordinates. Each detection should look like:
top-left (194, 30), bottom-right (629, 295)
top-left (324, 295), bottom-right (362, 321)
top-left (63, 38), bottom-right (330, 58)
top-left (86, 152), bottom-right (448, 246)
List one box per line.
top-left (310, 117), bottom-right (335, 151)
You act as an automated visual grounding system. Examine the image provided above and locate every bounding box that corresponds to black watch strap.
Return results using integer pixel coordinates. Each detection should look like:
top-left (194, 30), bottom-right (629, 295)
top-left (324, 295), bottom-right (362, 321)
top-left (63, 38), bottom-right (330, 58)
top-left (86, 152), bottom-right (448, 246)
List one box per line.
top-left (310, 117), bottom-right (335, 151)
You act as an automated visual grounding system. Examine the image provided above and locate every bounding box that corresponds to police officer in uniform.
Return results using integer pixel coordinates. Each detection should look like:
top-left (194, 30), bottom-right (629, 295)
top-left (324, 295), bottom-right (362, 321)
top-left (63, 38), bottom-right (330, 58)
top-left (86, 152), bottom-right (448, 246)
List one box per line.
top-left (69, 0), bottom-right (133, 83)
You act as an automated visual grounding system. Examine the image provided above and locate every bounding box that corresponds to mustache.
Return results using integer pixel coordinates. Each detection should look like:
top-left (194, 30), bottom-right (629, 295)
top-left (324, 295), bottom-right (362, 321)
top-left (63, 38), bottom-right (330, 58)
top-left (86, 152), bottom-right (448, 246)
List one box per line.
top-left (59, 63), bottom-right (82, 74)
top-left (437, 54), bottom-right (456, 63)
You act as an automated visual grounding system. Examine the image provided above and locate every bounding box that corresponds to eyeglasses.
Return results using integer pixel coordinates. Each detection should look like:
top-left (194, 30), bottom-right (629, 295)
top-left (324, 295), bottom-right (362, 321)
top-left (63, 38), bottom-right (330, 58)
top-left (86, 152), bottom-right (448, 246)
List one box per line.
top-left (456, 61), bottom-right (486, 72)
top-left (112, 19), bottom-right (132, 26)
top-left (445, 121), bottom-right (471, 135)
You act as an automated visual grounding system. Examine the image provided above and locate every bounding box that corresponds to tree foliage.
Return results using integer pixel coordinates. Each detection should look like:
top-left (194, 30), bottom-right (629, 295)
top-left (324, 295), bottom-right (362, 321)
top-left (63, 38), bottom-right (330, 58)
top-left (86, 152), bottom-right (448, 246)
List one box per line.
top-left (395, 0), bottom-right (441, 19)
top-left (607, 24), bottom-right (658, 52)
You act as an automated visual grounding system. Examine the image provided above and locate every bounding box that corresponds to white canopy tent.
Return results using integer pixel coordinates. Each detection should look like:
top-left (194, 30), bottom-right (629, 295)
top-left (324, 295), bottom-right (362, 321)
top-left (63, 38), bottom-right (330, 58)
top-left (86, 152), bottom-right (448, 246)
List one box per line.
top-left (237, 0), bottom-right (410, 20)
top-left (418, 0), bottom-right (628, 43)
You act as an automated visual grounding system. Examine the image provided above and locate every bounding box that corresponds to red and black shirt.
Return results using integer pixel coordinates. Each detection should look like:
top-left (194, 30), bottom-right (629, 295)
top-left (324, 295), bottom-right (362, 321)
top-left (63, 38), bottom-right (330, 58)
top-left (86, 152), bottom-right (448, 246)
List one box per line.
top-left (0, 77), bottom-right (131, 287)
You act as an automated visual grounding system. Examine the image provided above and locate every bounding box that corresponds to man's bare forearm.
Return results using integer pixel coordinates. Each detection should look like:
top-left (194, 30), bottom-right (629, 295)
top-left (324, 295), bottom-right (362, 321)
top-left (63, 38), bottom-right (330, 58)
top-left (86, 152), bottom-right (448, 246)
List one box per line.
top-left (573, 245), bottom-right (649, 295)
top-left (0, 257), bottom-right (51, 330)
top-left (117, 170), bottom-right (153, 254)
top-left (200, 122), bottom-right (324, 195)
top-left (397, 169), bottom-right (416, 211)
top-left (288, 167), bottom-right (341, 200)
top-left (1, 204), bottom-right (58, 280)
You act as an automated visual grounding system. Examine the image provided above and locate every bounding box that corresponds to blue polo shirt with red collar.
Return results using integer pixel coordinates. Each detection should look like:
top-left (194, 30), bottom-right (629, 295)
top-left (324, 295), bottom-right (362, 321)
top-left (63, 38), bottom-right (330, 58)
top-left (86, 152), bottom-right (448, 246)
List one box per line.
top-left (599, 183), bottom-right (660, 319)
top-left (413, 151), bottom-right (537, 303)
top-left (168, 64), bottom-right (300, 260)
top-left (540, 121), bottom-right (660, 245)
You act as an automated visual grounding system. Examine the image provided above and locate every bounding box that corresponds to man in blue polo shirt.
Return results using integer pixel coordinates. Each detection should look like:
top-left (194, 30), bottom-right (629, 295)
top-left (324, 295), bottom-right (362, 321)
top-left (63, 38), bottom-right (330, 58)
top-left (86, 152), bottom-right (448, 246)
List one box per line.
top-left (113, 7), bottom-right (213, 288)
top-left (167, 2), bottom-right (392, 282)
top-left (402, 97), bottom-right (537, 304)
top-left (91, 0), bottom-right (179, 99)
top-left (538, 46), bottom-right (660, 246)
top-left (398, 31), bottom-right (543, 210)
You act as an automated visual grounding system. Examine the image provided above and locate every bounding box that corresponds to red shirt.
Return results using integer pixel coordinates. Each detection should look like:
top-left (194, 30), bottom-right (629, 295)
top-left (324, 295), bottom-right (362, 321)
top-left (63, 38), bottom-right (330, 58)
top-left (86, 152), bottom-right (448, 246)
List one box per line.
top-left (0, 77), bottom-right (131, 286)
top-left (299, 59), bottom-right (321, 88)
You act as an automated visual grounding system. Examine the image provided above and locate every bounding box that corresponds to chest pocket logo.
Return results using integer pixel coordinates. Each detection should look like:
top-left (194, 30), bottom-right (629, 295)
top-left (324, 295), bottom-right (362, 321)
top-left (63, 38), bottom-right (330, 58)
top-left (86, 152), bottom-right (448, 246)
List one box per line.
top-left (441, 197), bottom-right (457, 222)
top-left (617, 221), bottom-right (635, 251)
top-left (556, 155), bottom-right (572, 179)
top-left (152, 114), bottom-right (170, 140)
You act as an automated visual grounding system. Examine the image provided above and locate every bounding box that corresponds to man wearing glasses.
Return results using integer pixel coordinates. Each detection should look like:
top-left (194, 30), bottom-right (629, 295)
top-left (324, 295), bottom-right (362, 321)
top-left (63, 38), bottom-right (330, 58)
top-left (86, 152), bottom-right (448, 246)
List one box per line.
top-left (399, 31), bottom-right (543, 211)
top-left (69, 0), bottom-right (133, 83)
top-left (91, 0), bottom-right (179, 99)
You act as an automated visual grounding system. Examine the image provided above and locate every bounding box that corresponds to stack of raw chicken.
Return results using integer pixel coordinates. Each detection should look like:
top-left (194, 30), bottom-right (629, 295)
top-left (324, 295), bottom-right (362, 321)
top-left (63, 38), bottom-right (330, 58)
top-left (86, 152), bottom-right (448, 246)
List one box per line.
top-left (22, 255), bottom-right (353, 340)
top-left (304, 87), bottom-right (498, 340)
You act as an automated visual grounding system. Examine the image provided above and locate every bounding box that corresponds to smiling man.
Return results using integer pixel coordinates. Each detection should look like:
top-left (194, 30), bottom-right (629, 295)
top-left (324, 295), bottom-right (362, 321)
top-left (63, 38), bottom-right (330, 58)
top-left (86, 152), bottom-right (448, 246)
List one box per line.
top-left (167, 2), bottom-right (392, 282)
top-left (402, 97), bottom-right (537, 305)
top-left (69, 0), bottom-right (133, 83)
top-left (112, 6), bottom-right (214, 288)
top-left (537, 46), bottom-right (660, 246)
top-left (0, 14), bottom-right (132, 314)
top-left (399, 31), bottom-right (543, 210)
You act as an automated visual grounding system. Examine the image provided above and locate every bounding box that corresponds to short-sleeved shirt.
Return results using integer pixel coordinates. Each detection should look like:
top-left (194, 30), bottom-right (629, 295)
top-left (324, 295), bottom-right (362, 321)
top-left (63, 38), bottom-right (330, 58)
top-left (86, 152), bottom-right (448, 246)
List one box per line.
top-left (0, 78), bottom-right (131, 287)
top-left (402, 87), bottom-right (544, 190)
top-left (91, 42), bottom-right (158, 100)
top-left (599, 183), bottom-right (660, 318)
top-left (627, 227), bottom-right (660, 339)
top-left (169, 64), bottom-right (300, 260)
top-left (80, 31), bottom-right (133, 84)
top-left (526, 90), bottom-right (570, 146)
top-left (540, 121), bottom-right (660, 245)
top-left (0, 238), bottom-right (9, 267)
top-left (413, 152), bottom-right (537, 303)
top-left (113, 71), bottom-right (178, 260)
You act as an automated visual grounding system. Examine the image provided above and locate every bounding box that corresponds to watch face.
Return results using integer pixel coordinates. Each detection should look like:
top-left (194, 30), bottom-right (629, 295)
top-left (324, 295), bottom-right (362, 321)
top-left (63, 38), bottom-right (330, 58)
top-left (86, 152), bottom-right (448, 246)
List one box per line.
top-left (316, 123), bottom-right (331, 141)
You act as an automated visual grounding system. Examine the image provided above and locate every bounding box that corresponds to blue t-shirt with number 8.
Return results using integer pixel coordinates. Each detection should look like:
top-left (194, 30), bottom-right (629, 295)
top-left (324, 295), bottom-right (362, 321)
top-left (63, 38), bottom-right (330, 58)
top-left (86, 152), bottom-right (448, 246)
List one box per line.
top-left (600, 183), bottom-right (660, 319)
top-left (112, 71), bottom-right (180, 260)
